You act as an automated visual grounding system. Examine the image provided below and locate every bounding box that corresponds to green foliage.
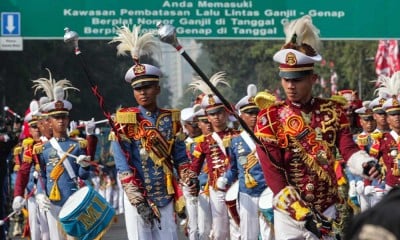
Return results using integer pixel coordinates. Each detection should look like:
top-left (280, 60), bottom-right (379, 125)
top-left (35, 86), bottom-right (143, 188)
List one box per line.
top-left (0, 39), bottom-right (382, 120)
top-left (0, 40), bottom-right (172, 121)
top-left (197, 39), bottom-right (379, 103)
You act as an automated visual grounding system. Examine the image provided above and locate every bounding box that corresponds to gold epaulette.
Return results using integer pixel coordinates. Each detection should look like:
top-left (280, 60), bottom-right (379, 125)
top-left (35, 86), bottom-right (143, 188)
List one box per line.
top-left (357, 134), bottom-right (369, 146)
top-left (115, 107), bottom-right (139, 124)
top-left (194, 135), bottom-right (205, 143)
top-left (254, 90), bottom-right (277, 109)
top-left (22, 137), bottom-right (34, 147)
top-left (78, 139), bottom-right (88, 149)
top-left (33, 143), bottom-right (43, 154)
top-left (222, 135), bottom-right (231, 148)
top-left (69, 129), bottom-right (80, 138)
top-left (13, 146), bottom-right (22, 155)
top-left (170, 109), bottom-right (181, 122)
top-left (370, 131), bottom-right (383, 141)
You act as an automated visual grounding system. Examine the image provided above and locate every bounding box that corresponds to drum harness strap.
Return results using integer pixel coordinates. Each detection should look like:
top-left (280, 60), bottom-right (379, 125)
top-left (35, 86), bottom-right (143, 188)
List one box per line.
top-left (50, 138), bottom-right (79, 187)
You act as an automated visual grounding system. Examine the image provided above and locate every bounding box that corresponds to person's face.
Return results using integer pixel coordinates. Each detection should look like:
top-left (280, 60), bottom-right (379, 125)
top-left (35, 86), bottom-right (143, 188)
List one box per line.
top-left (133, 84), bottom-right (160, 109)
top-left (29, 123), bottom-right (40, 139)
top-left (387, 113), bottom-right (400, 131)
top-left (197, 118), bottom-right (212, 135)
top-left (281, 74), bottom-right (316, 104)
top-left (183, 120), bottom-right (202, 138)
top-left (49, 114), bottom-right (69, 134)
top-left (207, 109), bottom-right (228, 130)
top-left (373, 112), bottom-right (388, 129)
top-left (240, 110), bottom-right (259, 130)
top-left (359, 118), bottom-right (376, 133)
top-left (38, 117), bottom-right (52, 138)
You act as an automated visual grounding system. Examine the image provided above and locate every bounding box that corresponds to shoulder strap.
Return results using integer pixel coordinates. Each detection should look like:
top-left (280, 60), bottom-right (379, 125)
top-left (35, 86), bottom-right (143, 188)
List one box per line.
top-left (49, 138), bottom-right (77, 180)
top-left (211, 132), bottom-right (227, 156)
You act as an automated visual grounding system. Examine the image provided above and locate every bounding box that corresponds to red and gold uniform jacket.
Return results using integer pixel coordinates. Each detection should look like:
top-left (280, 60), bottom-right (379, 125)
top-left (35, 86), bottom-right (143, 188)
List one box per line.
top-left (378, 131), bottom-right (400, 187)
top-left (13, 137), bottom-right (42, 197)
top-left (190, 128), bottom-right (240, 188)
top-left (255, 98), bottom-right (361, 215)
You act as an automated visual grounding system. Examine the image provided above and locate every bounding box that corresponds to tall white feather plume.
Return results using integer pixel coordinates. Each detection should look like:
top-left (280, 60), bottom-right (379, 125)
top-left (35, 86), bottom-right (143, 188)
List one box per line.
top-left (284, 15), bottom-right (321, 52)
top-left (53, 86), bottom-right (65, 101)
top-left (247, 84), bottom-right (257, 97)
top-left (374, 72), bottom-right (400, 97)
top-left (187, 71), bottom-right (230, 95)
top-left (109, 25), bottom-right (160, 63)
top-left (32, 68), bottom-right (79, 101)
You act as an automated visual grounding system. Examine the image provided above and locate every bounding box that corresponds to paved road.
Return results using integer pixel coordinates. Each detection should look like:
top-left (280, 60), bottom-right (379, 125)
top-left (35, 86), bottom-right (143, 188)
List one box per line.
top-left (102, 213), bottom-right (188, 240)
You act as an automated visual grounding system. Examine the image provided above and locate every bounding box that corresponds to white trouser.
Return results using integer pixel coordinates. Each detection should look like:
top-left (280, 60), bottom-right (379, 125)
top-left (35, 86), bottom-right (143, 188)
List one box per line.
top-left (27, 197), bottom-right (50, 240)
top-left (198, 191), bottom-right (212, 240)
top-left (229, 214), bottom-right (240, 240)
top-left (123, 193), bottom-right (178, 240)
top-left (274, 205), bottom-right (336, 240)
top-left (183, 186), bottom-right (199, 240)
top-left (46, 203), bottom-right (75, 240)
top-left (104, 183), bottom-right (113, 206)
top-left (117, 177), bottom-right (125, 214)
top-left (209, 187), bottom-right (229, 240)
top-left (239, 192), bottom-right (274, 240)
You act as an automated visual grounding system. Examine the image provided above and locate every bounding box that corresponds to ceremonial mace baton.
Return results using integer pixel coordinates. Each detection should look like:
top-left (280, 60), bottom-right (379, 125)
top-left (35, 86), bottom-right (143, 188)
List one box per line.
top-left (63, 28), bottom-right (161, 221)
top-left (156, 23), bottom-right (262, 145)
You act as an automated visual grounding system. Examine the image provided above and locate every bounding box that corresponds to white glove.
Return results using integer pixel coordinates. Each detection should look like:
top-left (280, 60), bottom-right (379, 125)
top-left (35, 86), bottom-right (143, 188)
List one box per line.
top-left (85, 118), bottom-right (95, 135)
top-left (77, 155), bottom-right (91, 168)
top-left (364, 185), bottom-right (376, 196)
top-left (1, 134), bottom-right (10, 142)
top-left (355, 180), bottom-right (365, 195)
top-left (69, 120), bottom-right (78, 132)
top-left (36, 193), bottom-right (51, 211)
top-left (348, 180), bottom-right (357, 197)
top-left (12, 196), bottom-right (25, 212)
top-left (33, 171), bottom-right (39, 179)
top-left (216, 177), bottom-right (228, 191)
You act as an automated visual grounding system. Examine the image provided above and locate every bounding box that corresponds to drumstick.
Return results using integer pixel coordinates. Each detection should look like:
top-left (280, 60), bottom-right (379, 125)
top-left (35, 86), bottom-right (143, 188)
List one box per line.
top-left (77, 119), bottom-right (108, 128)
top-left (0, 211), bottom-right (18, 226)
top-left (59, 151), bottom-right (104, 168)
top-left (0, 186), bottom-right (37, 226)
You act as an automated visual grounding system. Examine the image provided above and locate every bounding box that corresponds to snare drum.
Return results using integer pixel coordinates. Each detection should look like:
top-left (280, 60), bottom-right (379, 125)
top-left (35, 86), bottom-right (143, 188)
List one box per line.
top-left (258, 187), bottom-right (274, 224)
top-left (225, 181), bottom-right (240, 226)
top-left (59, 186), bottom-right (115, 240)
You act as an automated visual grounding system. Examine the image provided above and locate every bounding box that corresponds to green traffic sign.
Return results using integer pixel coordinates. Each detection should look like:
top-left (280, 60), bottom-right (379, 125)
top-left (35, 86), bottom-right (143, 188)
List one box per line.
top-left (1, 0), bottom-right (399, 40)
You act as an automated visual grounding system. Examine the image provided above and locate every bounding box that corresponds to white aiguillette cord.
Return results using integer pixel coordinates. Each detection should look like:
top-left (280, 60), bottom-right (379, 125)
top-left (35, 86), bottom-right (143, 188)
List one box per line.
top-left (49, 137), bottom-right (78, 183)
top-left (241, 131), bottom-right (259, 159)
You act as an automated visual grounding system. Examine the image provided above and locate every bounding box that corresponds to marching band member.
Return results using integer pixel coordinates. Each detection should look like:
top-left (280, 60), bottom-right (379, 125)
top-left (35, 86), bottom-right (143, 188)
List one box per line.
top-left (219, 84), bottom-right (273, 240)
top-left (353, 101), bottom-right (385, 211)
top-left (369, 92), bottom-right (390, 133)
top-left (12, 100), bottom-right (51, 240)
top-left (193, 107), bottom-right (213, 240)
top-left (187, 72), bottom-right (240, 240)
top-left (374, 72), bottom-right (400, 192)
top-left (181, 106), bottom-right (202, 240)
top-left (109, 25), bottom-right (191, 240)
top-left (34, 71), bottom-right (96, 239)
top-left (254, 15), bottom-right (381, 239)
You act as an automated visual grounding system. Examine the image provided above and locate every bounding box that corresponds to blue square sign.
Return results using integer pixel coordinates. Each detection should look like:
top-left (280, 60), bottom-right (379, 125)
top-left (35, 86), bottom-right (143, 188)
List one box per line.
top-left (1, 12), bottom-right (20, 36)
